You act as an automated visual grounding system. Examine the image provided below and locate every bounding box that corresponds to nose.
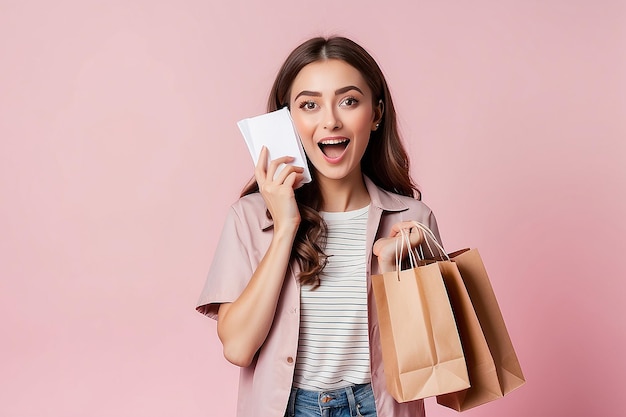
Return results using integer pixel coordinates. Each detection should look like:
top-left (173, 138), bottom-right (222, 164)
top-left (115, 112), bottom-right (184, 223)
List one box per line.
top-left (323, 107), bottom-right (342, 130)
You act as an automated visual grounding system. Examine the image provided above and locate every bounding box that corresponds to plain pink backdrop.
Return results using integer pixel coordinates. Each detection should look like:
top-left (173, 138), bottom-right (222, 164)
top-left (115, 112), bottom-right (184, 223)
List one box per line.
top-left (1, 1), bottom-right (625, 416)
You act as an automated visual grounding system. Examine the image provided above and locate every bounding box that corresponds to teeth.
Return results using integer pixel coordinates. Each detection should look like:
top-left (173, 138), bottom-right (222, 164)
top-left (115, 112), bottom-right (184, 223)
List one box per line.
top-left (319, 138), bottom-right (349, 145)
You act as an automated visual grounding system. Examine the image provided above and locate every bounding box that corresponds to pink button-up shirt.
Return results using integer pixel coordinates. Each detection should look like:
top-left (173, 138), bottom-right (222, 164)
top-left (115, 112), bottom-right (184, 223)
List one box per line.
top-left (197, 176), bottom-right (441, 417)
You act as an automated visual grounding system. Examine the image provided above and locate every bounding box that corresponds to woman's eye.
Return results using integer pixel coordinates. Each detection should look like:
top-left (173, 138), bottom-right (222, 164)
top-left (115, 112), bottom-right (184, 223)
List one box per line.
top-left (299, 101), bottom-right (317, 110)
top-left (341, 97), bottom-right (359, 107)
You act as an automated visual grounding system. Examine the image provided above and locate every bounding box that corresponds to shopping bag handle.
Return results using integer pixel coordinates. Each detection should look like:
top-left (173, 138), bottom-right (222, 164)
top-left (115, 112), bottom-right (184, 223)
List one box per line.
top-left (410, 221), bottom-right (450, 261)
top-left (392, 222), bottom-right (449, 279)
top-left (395, 228), bottom-right (419, 270)
top-left (392, 229), bottom-right (421, 280)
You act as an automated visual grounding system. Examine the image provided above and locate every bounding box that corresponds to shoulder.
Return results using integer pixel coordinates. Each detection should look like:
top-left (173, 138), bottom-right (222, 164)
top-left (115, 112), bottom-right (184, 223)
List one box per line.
top-left (368, 181), bottom-right (440, 239)
top-left (392, 192), bottom-right (432, 209)
top-left (366, 177), bottom-right (434, 216)
top-left (382, 192), bottom-right (436, 225)
top-left (398, 194), bottom-right (434, 217)
top-left (231, 192), bottom-right (266, 215)
top-left (227, 192), bottom-right (272, 231)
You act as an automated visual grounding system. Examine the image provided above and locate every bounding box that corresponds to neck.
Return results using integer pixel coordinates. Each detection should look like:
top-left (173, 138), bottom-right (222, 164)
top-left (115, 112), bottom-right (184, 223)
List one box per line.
top-left (317, 171), bottom-right (370, 212)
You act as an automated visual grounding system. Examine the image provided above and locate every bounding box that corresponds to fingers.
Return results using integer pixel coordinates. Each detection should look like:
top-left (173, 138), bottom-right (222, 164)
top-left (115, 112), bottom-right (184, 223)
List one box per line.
top-left (389, 221), bottom-right (417, 236)
top-left (283, 170), bottom-right (305, 189)
top-left (254, 147), bottom-right (304, 188)
top-left (390, 221), bottom-right (423, 239)
top-left (274, 164), bottom-right (304, 186)
top-left (388, 221), bottom-right (425, 249)
top-left (374, 222), bottom-right (428, 273)
top-left (254, 147), bottom-right (304, 230)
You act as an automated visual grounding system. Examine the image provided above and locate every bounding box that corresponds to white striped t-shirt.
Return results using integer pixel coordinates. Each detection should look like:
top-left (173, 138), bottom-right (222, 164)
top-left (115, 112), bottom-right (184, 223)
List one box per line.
top-left (293, 205), bottom-right (370, 391)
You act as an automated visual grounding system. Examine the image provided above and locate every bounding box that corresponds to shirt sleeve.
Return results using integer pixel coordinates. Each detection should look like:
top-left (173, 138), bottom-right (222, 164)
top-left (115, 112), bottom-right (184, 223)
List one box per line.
top-left (195, 206), bottom-right (254, 320)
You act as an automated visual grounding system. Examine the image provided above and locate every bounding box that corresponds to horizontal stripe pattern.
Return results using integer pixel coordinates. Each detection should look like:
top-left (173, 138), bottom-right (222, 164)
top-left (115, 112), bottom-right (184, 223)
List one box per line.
top-left (293, 205), bottom-right (371, 391)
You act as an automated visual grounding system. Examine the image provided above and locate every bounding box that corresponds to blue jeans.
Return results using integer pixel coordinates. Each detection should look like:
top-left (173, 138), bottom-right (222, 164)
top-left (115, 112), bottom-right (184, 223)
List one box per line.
top-left (284, 383), bottom-right (377, 417)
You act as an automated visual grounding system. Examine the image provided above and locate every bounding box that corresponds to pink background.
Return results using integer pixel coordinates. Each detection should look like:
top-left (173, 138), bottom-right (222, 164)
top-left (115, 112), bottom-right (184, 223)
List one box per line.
top-left (1, 1), bottom-right (625, 416)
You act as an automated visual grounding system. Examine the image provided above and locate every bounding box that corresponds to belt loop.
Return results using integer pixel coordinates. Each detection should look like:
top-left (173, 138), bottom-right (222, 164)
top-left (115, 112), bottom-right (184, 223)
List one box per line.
top-left (345, 385), bottom-right (358, 417)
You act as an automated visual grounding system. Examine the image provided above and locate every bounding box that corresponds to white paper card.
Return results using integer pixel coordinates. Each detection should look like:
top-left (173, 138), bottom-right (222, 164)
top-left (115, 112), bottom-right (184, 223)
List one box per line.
top-left (237, 107), bottom-right (312, 186)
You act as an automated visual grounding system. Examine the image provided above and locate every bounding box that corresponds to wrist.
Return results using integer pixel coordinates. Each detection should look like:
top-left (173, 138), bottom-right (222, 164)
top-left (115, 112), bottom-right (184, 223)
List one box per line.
top-left (273, 221), bottom-right (299, 240)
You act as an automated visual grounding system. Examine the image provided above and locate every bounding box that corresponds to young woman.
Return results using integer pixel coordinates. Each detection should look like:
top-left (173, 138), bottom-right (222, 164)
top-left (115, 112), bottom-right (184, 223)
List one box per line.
top-left (196, 36), bottom-right (442, 417)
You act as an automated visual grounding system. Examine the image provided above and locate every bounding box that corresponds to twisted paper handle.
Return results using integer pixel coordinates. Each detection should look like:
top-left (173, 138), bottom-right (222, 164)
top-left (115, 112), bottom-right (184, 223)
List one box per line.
top-left (410, 221), bottom-right (449, 261)
top-left (394, 228), bottom-right (417, 271)
top-left (392, 221), bottom-right (448, 280)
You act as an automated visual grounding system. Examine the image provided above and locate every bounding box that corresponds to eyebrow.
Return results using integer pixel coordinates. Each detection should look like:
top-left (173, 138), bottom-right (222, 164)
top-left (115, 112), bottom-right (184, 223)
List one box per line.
top-left (294, 85), bottom-right (364, 101)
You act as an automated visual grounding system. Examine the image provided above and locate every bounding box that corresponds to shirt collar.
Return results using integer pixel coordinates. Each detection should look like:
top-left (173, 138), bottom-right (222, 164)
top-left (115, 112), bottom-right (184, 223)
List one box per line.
top-left (363, 175), bottom-right (410, 213)
top-left (260, 175), bottom-right (409, 230)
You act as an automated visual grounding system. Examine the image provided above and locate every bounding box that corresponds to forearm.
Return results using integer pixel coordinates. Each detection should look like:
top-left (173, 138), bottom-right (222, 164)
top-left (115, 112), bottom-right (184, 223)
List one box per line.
top-left (217, 227), bottom-right (296, 367)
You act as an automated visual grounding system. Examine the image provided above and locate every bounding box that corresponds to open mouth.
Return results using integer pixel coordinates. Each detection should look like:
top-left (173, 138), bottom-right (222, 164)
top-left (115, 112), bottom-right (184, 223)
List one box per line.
top-left (318, 138), bottom-right (350, 159)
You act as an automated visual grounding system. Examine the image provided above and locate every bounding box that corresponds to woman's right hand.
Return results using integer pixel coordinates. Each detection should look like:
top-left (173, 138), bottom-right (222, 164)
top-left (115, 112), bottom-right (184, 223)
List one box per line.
top-left (255, 146), bottom-right (305, 233)
top-left (217, 147), bottom-right (305, 367)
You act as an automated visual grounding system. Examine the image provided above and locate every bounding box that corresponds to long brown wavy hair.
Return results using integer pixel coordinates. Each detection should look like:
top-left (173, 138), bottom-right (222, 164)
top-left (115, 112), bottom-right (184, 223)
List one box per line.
top-left (241, 36), bottom-right (420, 287)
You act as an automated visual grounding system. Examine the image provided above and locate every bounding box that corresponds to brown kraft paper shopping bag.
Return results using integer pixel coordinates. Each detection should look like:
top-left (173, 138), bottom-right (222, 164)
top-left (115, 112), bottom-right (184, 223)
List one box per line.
top-left (372, 233), bottom-right (470, 403)
top-left (436, 248), bottom-right (526, 411)
top-left (410, 221), bottom-right (525, 410)
top-left (432, 259), bottom-right (503, 411)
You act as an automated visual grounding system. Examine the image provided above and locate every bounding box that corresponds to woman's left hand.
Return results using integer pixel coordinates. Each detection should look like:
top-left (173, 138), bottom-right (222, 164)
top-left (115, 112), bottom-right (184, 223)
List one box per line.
top-left (373, 221), bottom-right (425, 273)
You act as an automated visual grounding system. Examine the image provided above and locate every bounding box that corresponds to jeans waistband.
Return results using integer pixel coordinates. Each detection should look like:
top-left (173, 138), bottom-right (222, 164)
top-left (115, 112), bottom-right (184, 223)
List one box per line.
top-left (287, 383), bottom-right (373, 414)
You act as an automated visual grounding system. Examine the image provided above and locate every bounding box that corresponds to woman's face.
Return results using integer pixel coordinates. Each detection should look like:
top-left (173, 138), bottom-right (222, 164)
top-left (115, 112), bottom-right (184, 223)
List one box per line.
top-left (289, 59), bottom-right (381, 186)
